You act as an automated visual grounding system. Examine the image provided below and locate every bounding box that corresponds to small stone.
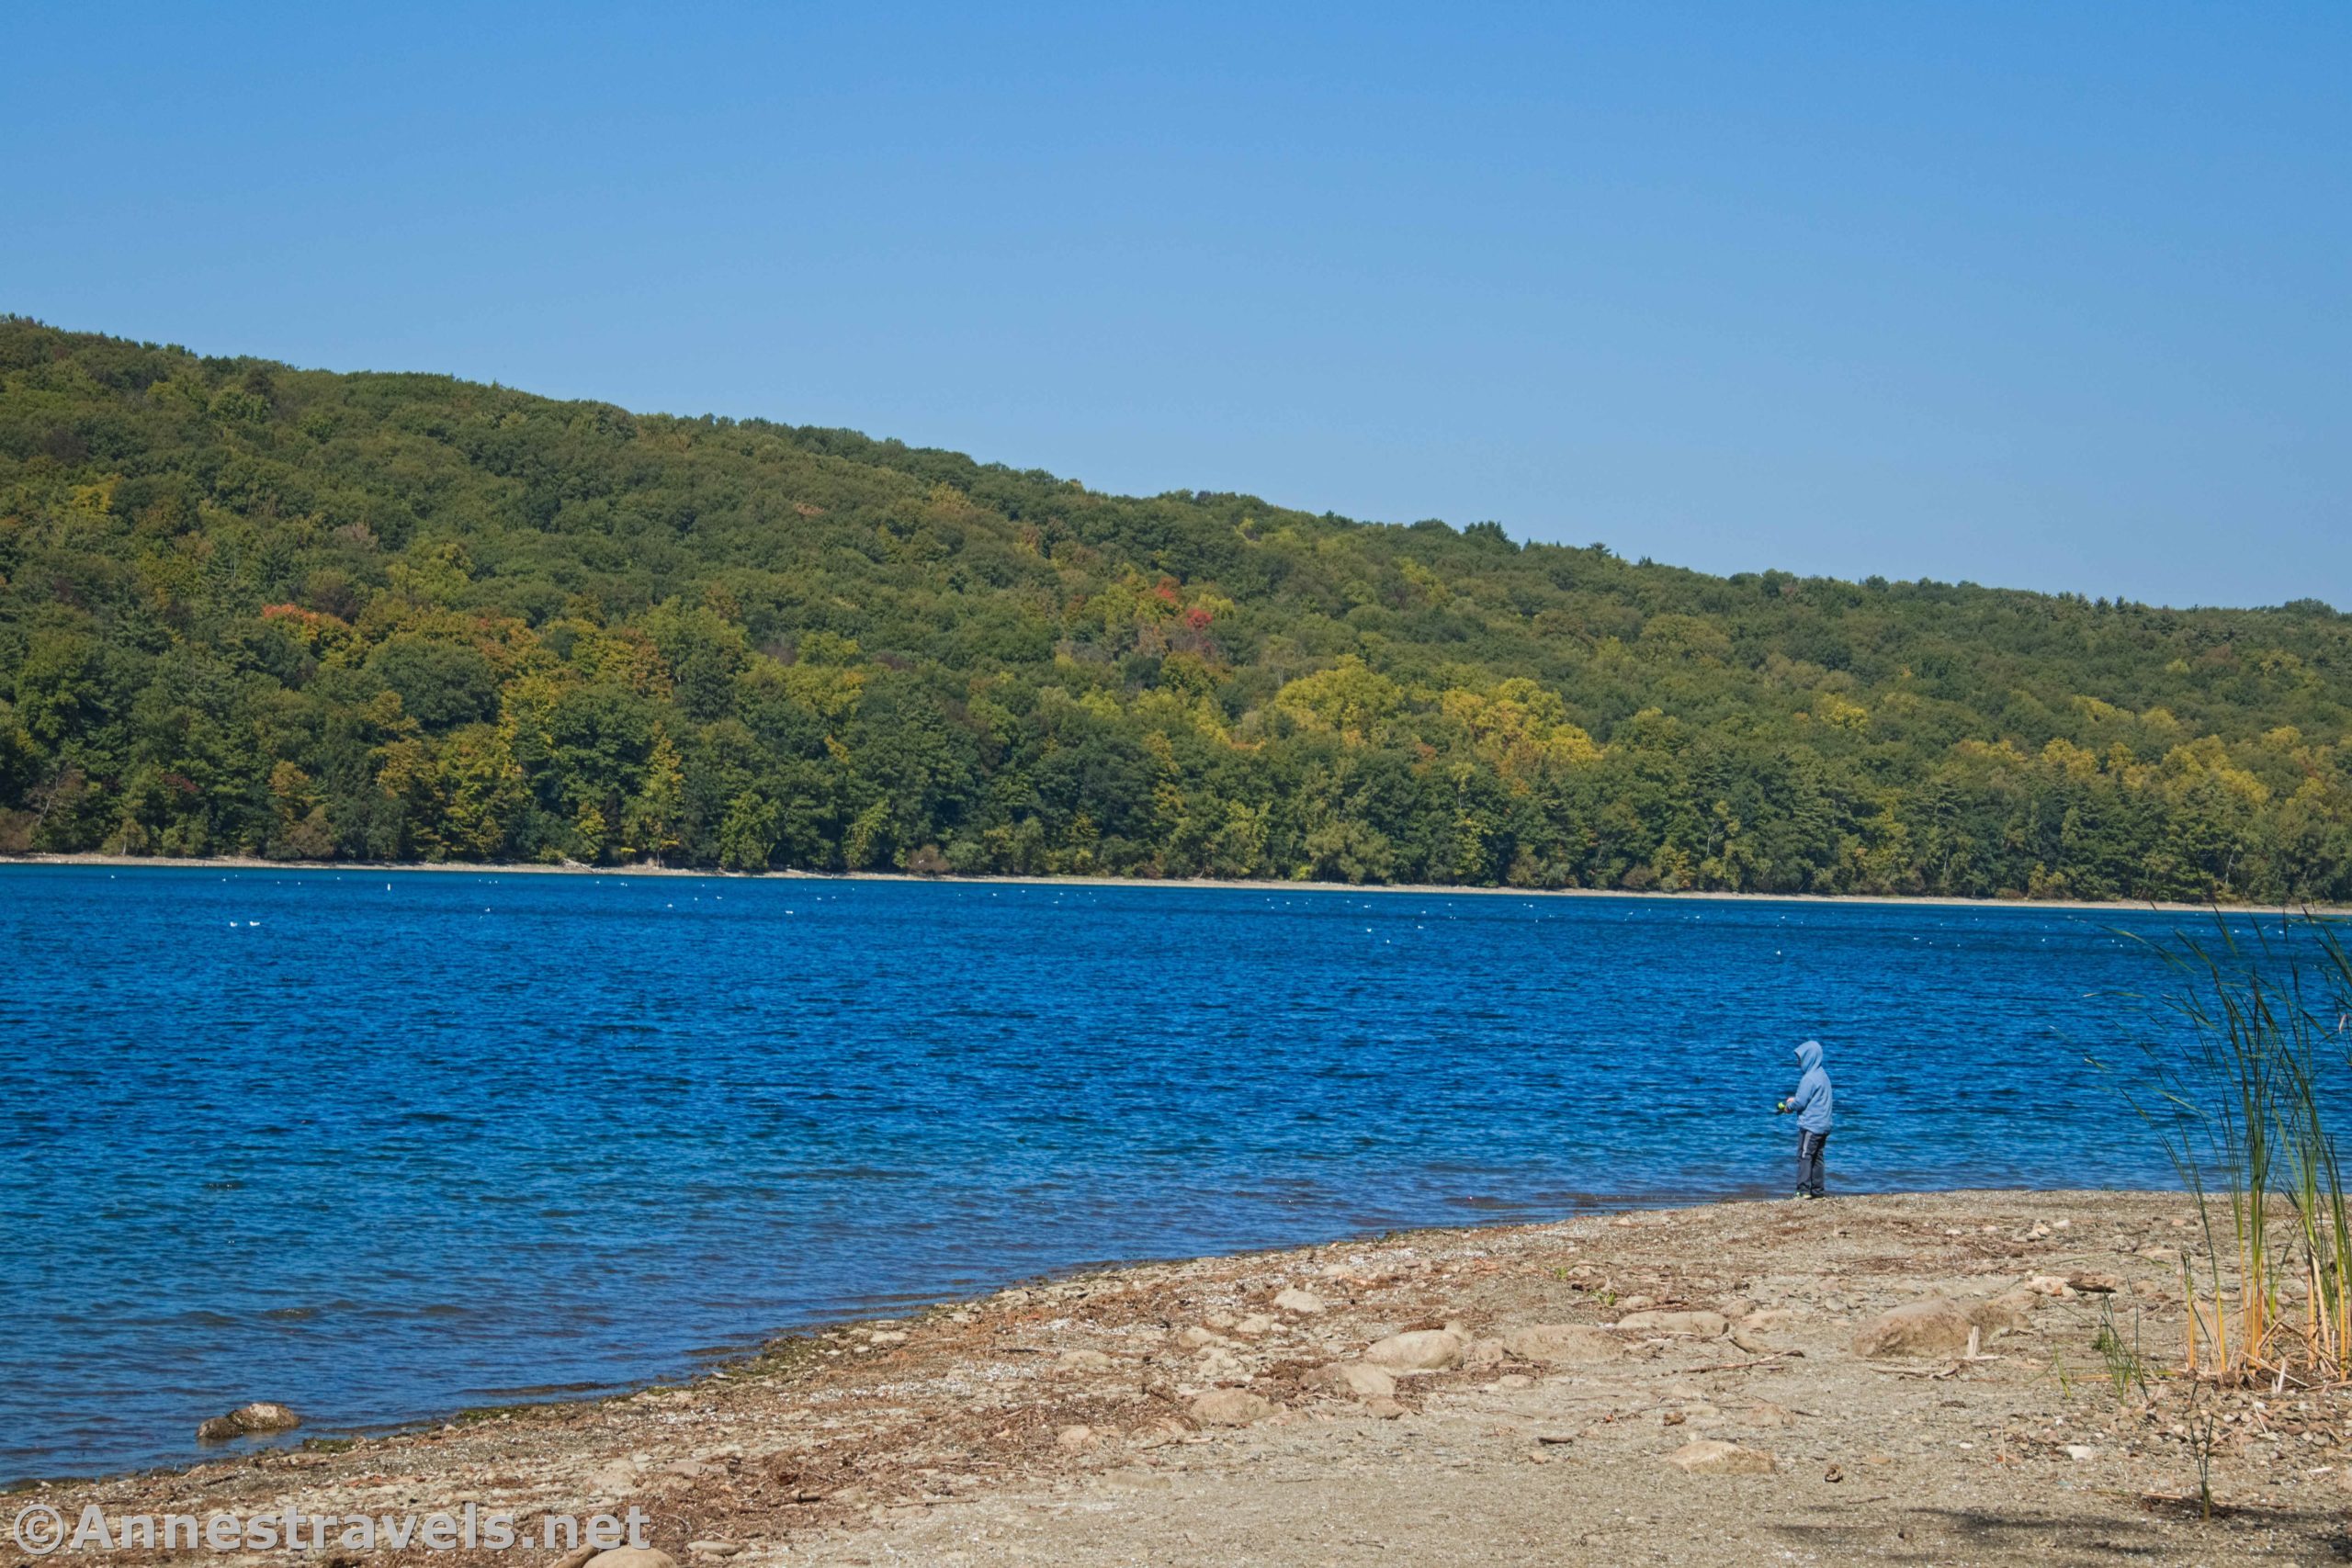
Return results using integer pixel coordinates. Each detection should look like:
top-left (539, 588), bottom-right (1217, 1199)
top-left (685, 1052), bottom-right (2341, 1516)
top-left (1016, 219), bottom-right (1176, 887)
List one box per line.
top-left (866, 1329), bottom-right (909, 1346)
top-left (195, 1402), bottom-right (300, 1441)
top-left (1363, 1328), bottom-right (1467, 1371)
top-left (1059, 1348), bottom-right (1116, 1372)
top-left (585, 1551), bottom-right (678, 1568)
top-left (1189, 1388), bottom-right (1275, 1427)
top-left (2068, 1272), bottom-right (2123, 1294)
top-left (1273, 1287), bottom-right (1327, 1315)
top-left (2064, 1444), bottom-right (2097, 1461)
top-left (2024, 1275), bottom-right (2073, 1297)
top-left (1195, 1348), bottom-right (1247, 1382)
top-left (686, 1543), bottom-right (743, 1559)
top-left (1496, 1373), bottom-right (1532, 1389)
top-left (1618, 1294), bottom-right (1657, 1311)
top-left (1306, 1361), bottom-right (1397, 1401)
top-left (1745, 1403), bottom-right (1797, 1429)
top-left (1614, 1310), bottom-right (1728, 1338)
top-left (1231, 1314), bottom-right (1276, 1337)
top-left (1664, 1440), bottom-right (1775, 1475)
top-left (1852, 1300), bottom-right (1970, 1357)
top-left (1851, 1296), bottom-right (2027, 1359)
top-left (1972, 1291), bottom-right (2036, 1337)
top-left (1363, 1396), bottom-right (1408, 1420)
top-left (549, 1549), bottom-right (599, 1568)
top-left (1176, 1325), bottom-right (1236, 1349)
top-left (1056, 1424), bottom-right (1095, 1450)
top-left (587, 1460), bottom-right (639, 1494)
top-left (1497, 1324), bottom-right (1626, 1365)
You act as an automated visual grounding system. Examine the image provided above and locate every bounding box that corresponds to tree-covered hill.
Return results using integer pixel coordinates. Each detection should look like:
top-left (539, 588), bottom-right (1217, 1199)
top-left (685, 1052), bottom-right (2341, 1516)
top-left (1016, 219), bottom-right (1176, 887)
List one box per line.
top-left (2, 317), bottom-right (2346, 899)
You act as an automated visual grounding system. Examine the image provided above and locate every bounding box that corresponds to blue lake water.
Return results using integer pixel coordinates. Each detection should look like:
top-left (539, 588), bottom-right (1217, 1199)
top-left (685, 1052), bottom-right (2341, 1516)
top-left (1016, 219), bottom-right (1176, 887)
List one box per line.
top-left (0, 866), bottom-right (2286, 1483)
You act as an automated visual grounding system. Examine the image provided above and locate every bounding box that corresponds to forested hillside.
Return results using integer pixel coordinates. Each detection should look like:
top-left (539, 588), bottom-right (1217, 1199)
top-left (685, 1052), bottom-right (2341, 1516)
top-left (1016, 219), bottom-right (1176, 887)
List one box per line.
top-left (2, 318), bottom-right (2347, 900)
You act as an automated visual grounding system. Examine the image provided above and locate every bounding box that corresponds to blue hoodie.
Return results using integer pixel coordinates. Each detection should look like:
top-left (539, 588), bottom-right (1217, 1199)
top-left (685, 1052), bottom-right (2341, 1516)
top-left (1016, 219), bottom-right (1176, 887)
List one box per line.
top-left (1786, 1040), bottom-right (1833, 1134)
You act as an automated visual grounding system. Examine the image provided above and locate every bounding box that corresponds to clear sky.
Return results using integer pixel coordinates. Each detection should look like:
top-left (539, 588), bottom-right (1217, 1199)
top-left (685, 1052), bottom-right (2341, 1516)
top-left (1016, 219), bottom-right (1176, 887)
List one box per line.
top-left (6, 3), bottom-right (2345, 608)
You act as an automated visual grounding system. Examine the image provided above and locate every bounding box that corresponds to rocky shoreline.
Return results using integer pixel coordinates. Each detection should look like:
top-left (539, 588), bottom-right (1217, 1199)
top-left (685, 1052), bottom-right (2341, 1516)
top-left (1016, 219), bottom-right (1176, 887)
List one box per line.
top-left (12, 1190), bottom-right (2346, 1567)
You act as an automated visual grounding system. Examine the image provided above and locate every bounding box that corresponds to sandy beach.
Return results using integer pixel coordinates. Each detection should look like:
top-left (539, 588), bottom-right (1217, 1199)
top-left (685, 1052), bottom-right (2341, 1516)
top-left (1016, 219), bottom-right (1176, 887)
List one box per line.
top-left (13, 1190), bottom-right (2345, 1567)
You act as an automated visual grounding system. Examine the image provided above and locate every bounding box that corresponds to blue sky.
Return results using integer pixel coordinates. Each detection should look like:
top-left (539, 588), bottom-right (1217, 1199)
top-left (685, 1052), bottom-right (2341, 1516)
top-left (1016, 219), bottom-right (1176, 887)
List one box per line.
top-left (6, 3), bottom-right (2345, 607)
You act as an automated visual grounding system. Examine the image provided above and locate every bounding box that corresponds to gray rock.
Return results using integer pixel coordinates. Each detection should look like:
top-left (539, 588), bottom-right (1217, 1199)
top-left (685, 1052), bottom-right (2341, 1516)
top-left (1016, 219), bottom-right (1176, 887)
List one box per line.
top-left (1497, 1324), bottom-right (1627, 1365)
top-left (584, 1551), bottom-right (677, 1568)
top-left (1664, 1439), bottom-right (1775, 1475)
top-left (195, 1402), bottom-right (300, 1441)
top-left (1273, 1287), bottom-right (1327, 1315)
top-left (1615, 1310), bottom-right (1728, 1338)
top-left (1306, 1361), bottom-right (1397, 1400)
top-left (1189, 1388), bottom-right (1275, 1427)
top-left (1363, 1328), bottom-right (1467, 1371)
top-left (1972, 1291), bottom-right (2037, 1337)
top-left (1851, 1292), bottom-right (2033, 1359)
top-left (1851, 1298), bottom-right (1975, 1359)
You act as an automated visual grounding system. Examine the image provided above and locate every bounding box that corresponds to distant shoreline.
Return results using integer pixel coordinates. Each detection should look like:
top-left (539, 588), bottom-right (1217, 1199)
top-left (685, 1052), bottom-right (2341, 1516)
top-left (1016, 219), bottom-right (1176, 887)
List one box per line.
top-left (4, 851), bottom-right (2338, 919)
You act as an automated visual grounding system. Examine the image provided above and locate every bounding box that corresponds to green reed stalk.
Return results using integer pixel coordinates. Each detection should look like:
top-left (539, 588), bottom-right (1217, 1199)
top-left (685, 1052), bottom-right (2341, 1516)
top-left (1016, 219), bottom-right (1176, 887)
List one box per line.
top-left (2104, 912), bottom-right (2352, 1384)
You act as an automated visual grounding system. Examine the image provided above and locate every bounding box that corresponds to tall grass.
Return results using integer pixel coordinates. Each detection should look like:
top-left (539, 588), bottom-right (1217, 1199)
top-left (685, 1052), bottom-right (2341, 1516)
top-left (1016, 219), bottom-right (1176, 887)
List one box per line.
top-left (2114, 913), bottom-right (2352, 1387)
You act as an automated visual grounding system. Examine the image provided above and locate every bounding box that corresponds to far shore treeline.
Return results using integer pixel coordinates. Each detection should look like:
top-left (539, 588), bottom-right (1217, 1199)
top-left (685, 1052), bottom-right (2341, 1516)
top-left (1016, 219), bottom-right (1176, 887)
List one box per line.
top-left (2, 318), bottom-right (2348, 900)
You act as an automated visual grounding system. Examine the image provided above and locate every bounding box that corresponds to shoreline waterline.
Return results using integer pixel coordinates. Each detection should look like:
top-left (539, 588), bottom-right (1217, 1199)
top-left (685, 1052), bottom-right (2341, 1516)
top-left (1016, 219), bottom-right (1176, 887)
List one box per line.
top-left (3, 852), bottom-right (2337, 919)
top-left (3, 1185), bottom-right (2178, 1494)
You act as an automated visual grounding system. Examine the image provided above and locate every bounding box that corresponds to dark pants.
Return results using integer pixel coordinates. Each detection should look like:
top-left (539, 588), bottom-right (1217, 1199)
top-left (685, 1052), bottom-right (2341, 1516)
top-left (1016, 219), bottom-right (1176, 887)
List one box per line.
top-left (1796, 1129), bottom-right (1829, 1198)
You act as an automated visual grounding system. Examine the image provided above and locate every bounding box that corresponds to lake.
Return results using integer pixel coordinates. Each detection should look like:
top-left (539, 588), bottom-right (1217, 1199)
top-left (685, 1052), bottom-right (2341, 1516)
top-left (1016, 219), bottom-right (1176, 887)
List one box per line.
top-left (0, 865), bottom-right (2270, 1483)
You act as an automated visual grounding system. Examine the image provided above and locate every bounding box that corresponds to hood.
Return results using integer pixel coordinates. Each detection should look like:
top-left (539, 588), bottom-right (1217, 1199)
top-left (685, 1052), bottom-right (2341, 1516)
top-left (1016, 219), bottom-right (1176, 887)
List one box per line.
top-left (1795, 1039), bottom-right (1823, 1072)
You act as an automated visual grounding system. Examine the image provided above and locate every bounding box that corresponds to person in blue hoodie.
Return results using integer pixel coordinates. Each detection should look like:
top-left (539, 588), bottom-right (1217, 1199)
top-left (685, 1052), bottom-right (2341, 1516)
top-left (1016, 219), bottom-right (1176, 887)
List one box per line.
top-left (1776, 1039), bottom-right (1834, 1199)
